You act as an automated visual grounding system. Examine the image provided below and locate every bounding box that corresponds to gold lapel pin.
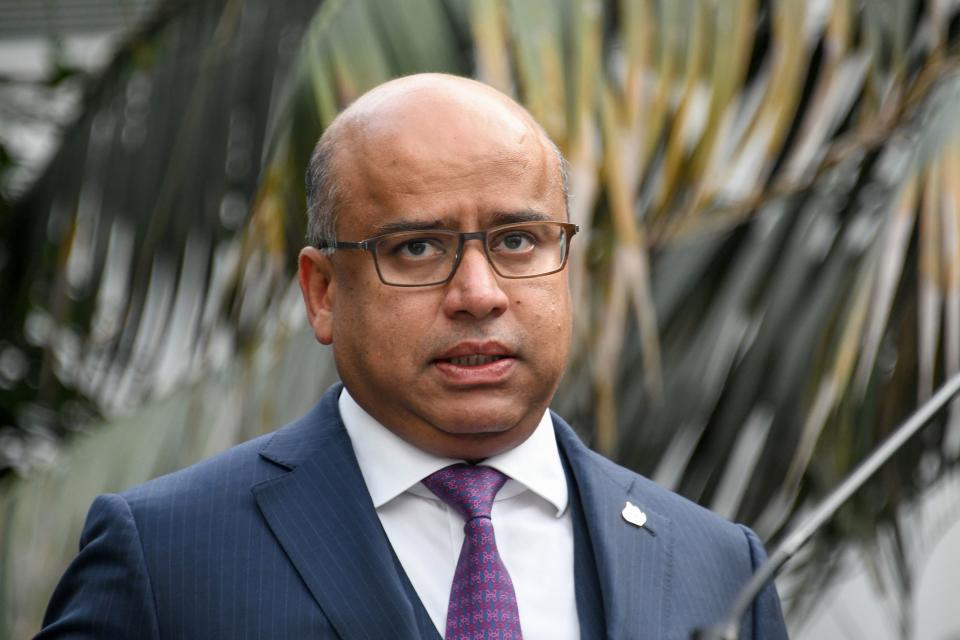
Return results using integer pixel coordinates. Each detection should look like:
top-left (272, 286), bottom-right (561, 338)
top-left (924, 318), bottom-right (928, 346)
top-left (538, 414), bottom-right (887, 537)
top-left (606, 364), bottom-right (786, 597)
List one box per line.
top-left (621, 501), bottom-right (647, 528)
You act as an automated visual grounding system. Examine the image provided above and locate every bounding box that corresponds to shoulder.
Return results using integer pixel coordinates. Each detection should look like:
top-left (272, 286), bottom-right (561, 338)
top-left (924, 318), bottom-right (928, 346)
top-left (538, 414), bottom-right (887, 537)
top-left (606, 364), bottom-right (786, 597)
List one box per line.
top-left (604, 448), bottom-right (748, 541)
top-left (120, 387), bottom-right (344, 516)
top-left (552, 411), bottom-right (758, 555)
top-left (120, 430), bottom-right (276, 509)
top-left (551, 413), bottom-right (787, 636)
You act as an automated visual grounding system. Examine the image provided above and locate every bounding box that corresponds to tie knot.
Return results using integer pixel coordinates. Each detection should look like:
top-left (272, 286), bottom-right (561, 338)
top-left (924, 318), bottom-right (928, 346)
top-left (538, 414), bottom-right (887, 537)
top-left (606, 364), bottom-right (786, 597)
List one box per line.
top-left (422, 464), bottom-right (508, 521)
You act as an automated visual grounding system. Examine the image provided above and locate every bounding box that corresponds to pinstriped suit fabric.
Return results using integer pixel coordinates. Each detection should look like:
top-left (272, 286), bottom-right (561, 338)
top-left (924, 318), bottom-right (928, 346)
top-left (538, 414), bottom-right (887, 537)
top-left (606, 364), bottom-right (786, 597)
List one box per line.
top-left (252, 436), bottom-right (424, 639)
top-left (562, 449), bottom-right (606, 640)
top-left (36, 493), bottom-right (160, 638)
top-left (37, 384), bottom-right (787, 639)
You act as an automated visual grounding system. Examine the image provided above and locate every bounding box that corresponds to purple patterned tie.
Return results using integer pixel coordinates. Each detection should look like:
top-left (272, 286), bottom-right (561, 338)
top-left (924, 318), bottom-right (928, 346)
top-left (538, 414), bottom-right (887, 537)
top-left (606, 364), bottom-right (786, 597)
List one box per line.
top-left (422, 464), bottom-right (523, 640)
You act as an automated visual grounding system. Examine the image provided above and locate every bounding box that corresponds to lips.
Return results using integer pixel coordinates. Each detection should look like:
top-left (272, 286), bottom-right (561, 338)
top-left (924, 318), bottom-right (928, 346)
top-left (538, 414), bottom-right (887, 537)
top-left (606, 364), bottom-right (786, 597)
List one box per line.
top-left (446, 354), bottom-right (508, 366)
top-left (433, 340), bottom-right (514, 362)
top-left (432, 341), bottom-right (517, 385)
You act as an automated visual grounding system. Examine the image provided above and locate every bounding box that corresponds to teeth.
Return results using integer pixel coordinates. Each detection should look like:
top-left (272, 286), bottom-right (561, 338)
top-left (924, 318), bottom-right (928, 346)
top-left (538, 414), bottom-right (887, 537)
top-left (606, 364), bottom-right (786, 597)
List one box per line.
top-left (448, 355), bottom-right (504, 366)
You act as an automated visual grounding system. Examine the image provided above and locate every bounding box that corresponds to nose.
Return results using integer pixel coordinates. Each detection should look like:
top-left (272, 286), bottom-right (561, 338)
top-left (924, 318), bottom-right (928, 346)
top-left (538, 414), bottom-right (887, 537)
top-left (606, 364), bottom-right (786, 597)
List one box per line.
top-left (441, 242), bottom-right (509, 319)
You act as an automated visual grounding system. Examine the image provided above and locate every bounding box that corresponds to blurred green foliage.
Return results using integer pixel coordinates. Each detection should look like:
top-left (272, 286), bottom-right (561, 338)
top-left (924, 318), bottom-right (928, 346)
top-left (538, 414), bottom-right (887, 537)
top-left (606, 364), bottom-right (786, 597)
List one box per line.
top-left (2, 0), bottom-right (960, 636)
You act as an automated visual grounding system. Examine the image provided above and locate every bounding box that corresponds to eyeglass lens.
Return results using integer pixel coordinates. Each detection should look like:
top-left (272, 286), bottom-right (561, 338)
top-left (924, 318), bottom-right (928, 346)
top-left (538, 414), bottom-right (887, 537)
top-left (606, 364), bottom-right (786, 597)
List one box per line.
top-left (373, 222), bottom-right (569, 286)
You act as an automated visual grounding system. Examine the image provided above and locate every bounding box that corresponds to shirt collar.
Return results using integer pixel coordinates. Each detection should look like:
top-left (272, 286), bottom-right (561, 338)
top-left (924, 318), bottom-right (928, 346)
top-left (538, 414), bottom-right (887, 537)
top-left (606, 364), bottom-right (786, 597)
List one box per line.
top-left (338, 387), bottom-right (568, 517)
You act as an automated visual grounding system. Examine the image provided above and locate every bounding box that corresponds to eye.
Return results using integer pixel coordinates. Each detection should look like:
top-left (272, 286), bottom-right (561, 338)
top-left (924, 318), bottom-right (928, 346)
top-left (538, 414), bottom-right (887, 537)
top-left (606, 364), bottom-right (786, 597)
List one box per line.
top-left (492, 230), bottom-right (536, 253)
top-left (391, 237), bottom-right (447, 260)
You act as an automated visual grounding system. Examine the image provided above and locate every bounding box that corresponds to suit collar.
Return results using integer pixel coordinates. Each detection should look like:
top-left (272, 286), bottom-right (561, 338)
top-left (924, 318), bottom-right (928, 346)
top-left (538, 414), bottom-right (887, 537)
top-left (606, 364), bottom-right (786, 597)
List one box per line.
top-left (253, 383), bottom-right (427, 639)
top-left (253, 387), bottom-right (675, 638)
top-left (552, 411), bottom-right (675, 638)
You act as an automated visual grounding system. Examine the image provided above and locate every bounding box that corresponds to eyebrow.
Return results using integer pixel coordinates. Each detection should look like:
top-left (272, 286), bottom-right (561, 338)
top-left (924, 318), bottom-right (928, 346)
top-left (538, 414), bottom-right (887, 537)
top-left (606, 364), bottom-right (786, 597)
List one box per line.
top-left (370, 210), bottom-right (553, 236)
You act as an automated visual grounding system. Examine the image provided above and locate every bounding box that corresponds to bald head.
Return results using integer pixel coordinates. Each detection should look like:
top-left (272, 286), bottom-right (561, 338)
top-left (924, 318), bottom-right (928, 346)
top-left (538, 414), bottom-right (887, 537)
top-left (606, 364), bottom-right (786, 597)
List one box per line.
top-left (305, 74), bottom-right (568, 249)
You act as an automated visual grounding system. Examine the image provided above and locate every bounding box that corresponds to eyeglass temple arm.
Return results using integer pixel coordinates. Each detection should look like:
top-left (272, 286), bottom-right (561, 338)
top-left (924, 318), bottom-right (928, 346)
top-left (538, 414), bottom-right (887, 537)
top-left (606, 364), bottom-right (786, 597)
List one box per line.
top-left (316, 241), bottom-right (368, 250)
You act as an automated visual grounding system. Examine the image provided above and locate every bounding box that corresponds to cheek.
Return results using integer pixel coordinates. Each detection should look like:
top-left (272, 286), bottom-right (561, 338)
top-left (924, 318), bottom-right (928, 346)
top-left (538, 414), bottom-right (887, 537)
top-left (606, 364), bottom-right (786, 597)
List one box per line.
top-left (513, 282), bottom-right (572, 350)
top-left (518, 278), bottom-right (570, 318)
top-left (334, 289), bottom-right (431, 362)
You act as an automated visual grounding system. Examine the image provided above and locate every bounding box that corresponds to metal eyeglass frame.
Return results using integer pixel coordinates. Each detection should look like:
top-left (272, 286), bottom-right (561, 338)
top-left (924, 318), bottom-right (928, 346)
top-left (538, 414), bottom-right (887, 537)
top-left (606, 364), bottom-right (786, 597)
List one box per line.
top-left (316, 221), bottom-right (580, 287)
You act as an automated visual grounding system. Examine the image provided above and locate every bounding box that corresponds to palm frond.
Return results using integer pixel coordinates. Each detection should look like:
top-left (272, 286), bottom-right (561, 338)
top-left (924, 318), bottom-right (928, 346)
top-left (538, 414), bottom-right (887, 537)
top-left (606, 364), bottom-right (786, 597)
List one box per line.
top-left (3, 0), bottom-right (960, 635)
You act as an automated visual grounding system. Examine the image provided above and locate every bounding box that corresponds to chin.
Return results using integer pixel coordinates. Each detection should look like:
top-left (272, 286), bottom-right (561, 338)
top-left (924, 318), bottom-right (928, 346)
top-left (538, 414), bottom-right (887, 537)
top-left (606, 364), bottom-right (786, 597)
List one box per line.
top-left (424, 405), bottom-right (540, 459)
top-left (432, 430), bottom-right (527, 462)
top-left (429, 397), bottom-right (527, 435)
top-left (438, 422), bottom-right (517, 438)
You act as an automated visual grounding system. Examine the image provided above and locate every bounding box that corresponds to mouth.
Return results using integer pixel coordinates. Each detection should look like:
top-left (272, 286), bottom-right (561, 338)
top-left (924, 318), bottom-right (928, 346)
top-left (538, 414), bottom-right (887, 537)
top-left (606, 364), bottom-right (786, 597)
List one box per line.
top-left (432, 341), bottom-right (517, 385)
top-left (444, 354), bottom-right (510, 367)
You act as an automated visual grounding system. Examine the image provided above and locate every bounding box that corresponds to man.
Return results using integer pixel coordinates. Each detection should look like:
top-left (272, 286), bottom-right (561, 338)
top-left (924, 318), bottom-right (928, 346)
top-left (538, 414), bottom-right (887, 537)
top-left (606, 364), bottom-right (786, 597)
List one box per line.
top-left (38, 74), bottom-right (787, 639)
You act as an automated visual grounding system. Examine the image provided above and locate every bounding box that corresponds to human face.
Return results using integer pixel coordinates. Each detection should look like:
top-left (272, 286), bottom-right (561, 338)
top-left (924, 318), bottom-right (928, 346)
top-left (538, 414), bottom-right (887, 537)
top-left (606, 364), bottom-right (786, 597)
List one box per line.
top-left (299, 80), bottom-right (572, 461)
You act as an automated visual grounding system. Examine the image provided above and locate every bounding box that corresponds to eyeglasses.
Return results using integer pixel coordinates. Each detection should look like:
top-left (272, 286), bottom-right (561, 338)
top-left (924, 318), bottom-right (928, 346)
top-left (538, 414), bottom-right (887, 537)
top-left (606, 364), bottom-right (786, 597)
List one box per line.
top-left (317, 221), bottom-right (579, 287)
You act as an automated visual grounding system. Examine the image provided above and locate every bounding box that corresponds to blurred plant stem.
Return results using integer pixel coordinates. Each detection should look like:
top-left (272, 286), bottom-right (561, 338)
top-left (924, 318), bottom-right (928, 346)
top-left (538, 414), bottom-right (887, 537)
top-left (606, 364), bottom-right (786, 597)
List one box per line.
top-left (2, 0), bottom-right (960, 635)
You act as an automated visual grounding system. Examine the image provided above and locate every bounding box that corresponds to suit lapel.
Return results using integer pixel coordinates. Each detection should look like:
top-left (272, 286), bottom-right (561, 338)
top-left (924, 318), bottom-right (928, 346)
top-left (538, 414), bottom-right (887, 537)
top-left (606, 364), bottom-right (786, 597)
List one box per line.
top-left (252, 386), bottom-right (422, 639)
top-left (553, 413), bottom-right (675, 638)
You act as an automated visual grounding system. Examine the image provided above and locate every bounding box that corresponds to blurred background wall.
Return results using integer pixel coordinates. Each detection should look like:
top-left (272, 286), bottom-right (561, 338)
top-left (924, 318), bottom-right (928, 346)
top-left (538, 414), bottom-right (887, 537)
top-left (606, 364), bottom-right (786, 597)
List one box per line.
top-left (2, 0), bottom-right (960, 637)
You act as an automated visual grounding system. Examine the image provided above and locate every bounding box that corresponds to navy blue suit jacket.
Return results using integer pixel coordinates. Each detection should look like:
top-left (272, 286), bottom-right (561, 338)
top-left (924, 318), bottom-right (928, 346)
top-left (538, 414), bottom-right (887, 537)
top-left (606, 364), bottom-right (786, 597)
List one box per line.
top-left (38, 384), bottom-right (787, 639)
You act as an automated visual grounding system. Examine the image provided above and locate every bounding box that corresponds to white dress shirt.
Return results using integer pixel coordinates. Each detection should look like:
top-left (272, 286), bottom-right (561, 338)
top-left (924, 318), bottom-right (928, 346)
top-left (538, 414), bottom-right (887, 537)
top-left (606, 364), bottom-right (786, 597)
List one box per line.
top-left (339, 388), bottom-right (581, 639)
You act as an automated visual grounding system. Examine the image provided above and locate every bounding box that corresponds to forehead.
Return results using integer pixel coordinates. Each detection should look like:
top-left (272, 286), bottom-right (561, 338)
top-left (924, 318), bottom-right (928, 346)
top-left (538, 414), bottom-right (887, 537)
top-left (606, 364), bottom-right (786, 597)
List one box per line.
top-left (331, 85), bottom-right (564, 234)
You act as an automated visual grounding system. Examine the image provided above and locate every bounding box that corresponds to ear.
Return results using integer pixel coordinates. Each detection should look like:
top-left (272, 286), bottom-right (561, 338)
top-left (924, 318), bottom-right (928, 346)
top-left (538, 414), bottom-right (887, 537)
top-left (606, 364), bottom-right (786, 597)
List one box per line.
top-left (298, 246), bottom-right (336, 345)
